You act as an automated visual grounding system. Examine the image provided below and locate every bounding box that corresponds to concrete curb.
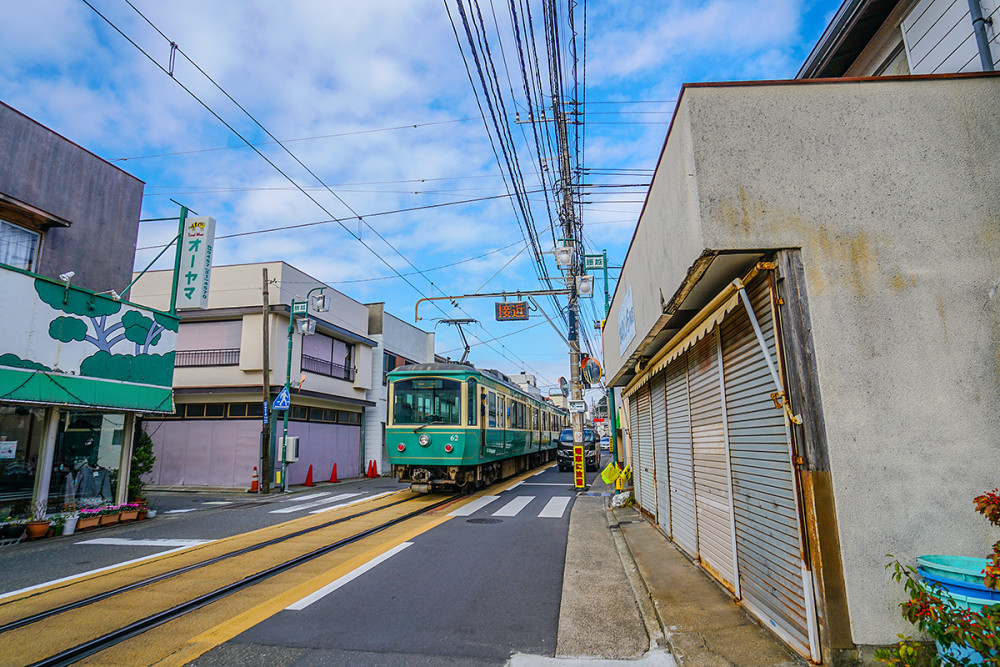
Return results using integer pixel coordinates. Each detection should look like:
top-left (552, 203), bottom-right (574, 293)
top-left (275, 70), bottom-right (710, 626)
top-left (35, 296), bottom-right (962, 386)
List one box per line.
top-left (606, 503), bottom-right (666, 653)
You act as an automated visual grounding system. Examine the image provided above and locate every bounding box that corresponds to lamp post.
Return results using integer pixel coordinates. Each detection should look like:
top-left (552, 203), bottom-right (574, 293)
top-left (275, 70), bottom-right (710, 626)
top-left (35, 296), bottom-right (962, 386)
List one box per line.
top-left (280, 286), bottom-right (329, 492)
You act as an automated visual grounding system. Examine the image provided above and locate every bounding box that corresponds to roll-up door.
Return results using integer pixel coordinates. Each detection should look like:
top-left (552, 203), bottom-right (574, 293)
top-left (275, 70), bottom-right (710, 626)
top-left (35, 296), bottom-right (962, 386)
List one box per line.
top-left (635, 383), bottom-right (656, 518)
top-left (722, 277), bottom-right (811, 657)
top-left (650, 371), bottom-right (670, 536)
top-left (687, 329), bottom-right (737, 592)
top-left (665, 356), bottom-right (697, 558)
top-left (628, 392), bottom-right (641, 499)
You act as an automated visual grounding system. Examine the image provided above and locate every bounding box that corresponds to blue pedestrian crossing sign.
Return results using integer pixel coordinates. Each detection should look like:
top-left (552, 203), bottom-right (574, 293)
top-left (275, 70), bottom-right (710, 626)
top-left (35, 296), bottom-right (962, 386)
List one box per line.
top-left (273, 386), bottom-right (291, 411)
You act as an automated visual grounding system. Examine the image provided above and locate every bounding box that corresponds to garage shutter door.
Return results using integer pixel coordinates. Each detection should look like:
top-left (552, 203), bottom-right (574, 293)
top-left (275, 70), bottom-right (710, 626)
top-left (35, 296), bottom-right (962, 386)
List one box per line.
top-left (635, 383), bottom-right (656, 517)
top-left (722, 277), bottom-right (811, 656)
top-left (687, 329), bottom-right (737, 592)
top-left (665, 356), bottom-right (698, 557)
top-left (650, 371), bottom-right (670, 535)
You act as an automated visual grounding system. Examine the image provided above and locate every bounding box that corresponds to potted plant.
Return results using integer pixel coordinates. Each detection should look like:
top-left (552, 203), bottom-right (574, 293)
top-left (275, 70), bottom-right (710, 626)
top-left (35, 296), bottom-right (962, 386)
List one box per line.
top-left (77, 509), bottom-right (100, 530)
top-left (877, 489), bottom-right (1000, 665)
top-left (128, 429), bottom-right (156, 507)
top-left (98, 505), bottom-right (121, 526)
top-left (119, 503), bottom-right (140, 522)
top-left (23, 500), bottom-right (50, 540)
top-left (0, 521), bottom-right (25, 545)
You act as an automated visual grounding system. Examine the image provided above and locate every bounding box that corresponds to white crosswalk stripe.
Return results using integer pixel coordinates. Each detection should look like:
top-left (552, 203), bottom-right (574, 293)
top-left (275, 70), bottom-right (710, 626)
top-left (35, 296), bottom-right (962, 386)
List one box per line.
top-left (269, 492), bottom-right (361, 514)
top-left (538, 497), bottom-right (572, 518)
top-left (493, 496), bottom-right (535, 517)
top-left (448, 495), bottom-right (500, 516)
top-left (282, 492), bottom-right (331, 503)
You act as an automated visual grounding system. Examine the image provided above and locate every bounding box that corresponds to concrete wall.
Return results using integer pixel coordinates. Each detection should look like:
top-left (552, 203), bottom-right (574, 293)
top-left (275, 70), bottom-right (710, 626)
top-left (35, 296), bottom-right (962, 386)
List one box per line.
top-left (0, 102), bottom-right (143, 293)
top-left (604, 74), bottom-right (1000, 644)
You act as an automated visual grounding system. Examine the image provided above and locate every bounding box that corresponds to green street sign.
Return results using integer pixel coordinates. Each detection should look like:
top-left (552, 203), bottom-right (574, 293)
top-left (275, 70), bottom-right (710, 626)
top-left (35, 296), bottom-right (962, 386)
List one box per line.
top-left (584, 254), bottom-right (605, 270)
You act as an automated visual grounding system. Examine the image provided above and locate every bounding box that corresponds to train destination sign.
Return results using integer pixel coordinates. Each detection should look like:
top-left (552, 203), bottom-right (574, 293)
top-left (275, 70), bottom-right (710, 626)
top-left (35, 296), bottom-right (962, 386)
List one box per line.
top-left (495, 301), bottom-right (529, 321)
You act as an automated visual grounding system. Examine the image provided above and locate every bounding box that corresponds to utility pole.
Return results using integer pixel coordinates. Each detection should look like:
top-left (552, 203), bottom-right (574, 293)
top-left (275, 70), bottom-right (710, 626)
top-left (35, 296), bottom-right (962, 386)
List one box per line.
top-left (261, 268), bottom-right (271, 494)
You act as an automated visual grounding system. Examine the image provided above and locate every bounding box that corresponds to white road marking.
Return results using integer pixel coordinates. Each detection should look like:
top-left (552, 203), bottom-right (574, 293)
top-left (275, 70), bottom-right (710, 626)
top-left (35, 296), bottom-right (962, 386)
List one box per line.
top-left (78, 538), bottom-right (212, 547)
top-left (521, 483), bottom-right (576, 486)
top-left (285, 542), bottom-right (413, 610)
top-left (0, 544), bottom-right (211, 600)
top-left (163, 509), bottom-right (197, 514)
top-left (507, 481), bottom-right (524, 491)
top-left (493, 496), bottom-right (535, 517)
top-left (532, 469), bottom-right (549, 476)
top-left (309, 491), bottom-right (395, 514)
top-left (447, 495), bottom-right (499, 516)
top-left (270, 493), bottom-right (361, 514)
top-left (538, 497), bottom-right (572, 518)
top-left (281, 492), bottom-right (331, 503)
top-left (200, 501), bottom-right (233, 506)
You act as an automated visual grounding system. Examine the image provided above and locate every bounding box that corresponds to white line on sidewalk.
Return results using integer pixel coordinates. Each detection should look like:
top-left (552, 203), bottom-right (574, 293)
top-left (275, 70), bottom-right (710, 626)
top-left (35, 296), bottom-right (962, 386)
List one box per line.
top-left (447, 495), bottom-right (499, 516)
top-left (285, 542), bottom-right (413, 610)
top-left (493, 496), bottom-right (535, 517)
top-left (77, 538), bottom-right (212, 547)
top-left (309, 491), bottom-right (395, 514)
top-left (270, 493), bottom-right (361, 514)
top-left (538, 497), bottom-right (572, 518)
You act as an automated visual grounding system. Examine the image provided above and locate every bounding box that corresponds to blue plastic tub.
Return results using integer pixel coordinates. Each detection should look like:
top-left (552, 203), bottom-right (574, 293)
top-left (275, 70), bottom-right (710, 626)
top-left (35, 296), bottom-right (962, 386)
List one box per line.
top-left (919, 567), bottom-right (1000, 601)
top-left (936, 640), bottom-right (996, 665)
top-left (917, 555), bottom-right (988, 585)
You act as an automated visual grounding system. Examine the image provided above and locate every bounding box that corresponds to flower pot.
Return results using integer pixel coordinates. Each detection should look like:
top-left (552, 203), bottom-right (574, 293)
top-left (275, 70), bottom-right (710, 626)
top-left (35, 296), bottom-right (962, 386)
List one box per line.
top-left (24, 520), bottom-right (50, 540)
top-left (137, 509), bottom-right (147, 520)
top-left (120, 510), bottom-right (139, 522)
top-left (98, 513), bottom-right (120, 526)
top-left (77, 516), bottom-right (99, 530)
top-left (64, 515), bottom-right (78, 535)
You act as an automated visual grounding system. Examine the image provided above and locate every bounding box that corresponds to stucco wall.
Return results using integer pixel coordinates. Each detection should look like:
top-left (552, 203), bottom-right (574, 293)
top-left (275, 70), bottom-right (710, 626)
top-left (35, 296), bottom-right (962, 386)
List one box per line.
top-left (604, 74), bottom-right (1000, 644)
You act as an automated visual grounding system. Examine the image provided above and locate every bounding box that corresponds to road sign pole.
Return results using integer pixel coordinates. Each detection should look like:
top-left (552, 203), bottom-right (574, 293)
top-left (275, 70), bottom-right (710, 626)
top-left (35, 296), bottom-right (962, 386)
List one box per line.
top-left (281, 309), bottom-right (294, 493)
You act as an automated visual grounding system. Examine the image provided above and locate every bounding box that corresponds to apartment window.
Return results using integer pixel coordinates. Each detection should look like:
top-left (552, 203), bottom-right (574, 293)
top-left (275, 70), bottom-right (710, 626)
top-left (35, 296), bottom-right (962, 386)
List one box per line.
top-left (175, 321), bottom-right (242, 367)
top-left (0, 219), bottom-right (41, 271)
top-left (302, 334), bottom-right (354, 381)
top-left (290, 406), bottom-right (308, 421)
top-left (339, 411), bottom-right (361, 425)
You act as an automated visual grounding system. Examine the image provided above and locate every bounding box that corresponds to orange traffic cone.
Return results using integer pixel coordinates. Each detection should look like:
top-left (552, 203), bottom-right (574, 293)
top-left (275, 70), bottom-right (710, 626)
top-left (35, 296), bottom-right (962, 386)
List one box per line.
top-left (330, 462), bottom-right (338, 483)
top-left (249, 466), bottom-right (259, 493)
top-left (303, 464), bottom-right (314, 487)
top-left (368, 460), bottom-right (376, 478)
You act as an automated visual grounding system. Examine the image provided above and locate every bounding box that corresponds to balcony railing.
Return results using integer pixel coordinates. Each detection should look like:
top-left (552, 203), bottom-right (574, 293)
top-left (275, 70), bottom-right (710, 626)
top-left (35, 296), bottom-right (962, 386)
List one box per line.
top-left (302, 354), bottom-right (354, 381)
top-left (175, 348), bottom-right (240, 367)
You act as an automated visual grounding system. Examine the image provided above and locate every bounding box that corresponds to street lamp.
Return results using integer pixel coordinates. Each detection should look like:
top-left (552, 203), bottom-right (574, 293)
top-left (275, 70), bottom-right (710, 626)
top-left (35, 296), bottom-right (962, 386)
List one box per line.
top-left (280, 286), bottom-right (328, 492)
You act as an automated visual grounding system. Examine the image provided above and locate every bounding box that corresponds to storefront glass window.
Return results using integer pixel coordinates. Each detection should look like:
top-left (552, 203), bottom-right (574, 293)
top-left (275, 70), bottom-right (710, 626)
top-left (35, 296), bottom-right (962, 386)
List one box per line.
top-left (0, 406), bottom-right (45, 521)
top-left (52, 411), bottom-right (124, 510)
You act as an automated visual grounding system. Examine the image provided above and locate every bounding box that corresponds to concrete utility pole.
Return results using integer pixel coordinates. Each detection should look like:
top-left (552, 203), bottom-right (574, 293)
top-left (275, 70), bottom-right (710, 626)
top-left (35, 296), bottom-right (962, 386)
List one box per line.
top-left (261, 268), bottom-right (271, 494)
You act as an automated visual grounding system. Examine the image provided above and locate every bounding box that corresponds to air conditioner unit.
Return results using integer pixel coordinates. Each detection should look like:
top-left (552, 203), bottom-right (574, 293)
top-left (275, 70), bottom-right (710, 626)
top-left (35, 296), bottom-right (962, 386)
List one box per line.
top-left (279, 436), bottom-right (299, 462)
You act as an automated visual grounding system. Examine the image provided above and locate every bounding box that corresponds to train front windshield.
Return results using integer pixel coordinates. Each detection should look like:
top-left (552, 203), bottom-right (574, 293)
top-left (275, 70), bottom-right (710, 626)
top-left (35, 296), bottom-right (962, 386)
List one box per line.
top-left (392, 378), bottom-right (462, 425)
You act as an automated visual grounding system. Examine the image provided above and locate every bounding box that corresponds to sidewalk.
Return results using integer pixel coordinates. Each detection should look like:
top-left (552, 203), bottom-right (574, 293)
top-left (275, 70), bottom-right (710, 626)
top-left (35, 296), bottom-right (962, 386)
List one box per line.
top-left (531, 475), bottom-right (805, 666)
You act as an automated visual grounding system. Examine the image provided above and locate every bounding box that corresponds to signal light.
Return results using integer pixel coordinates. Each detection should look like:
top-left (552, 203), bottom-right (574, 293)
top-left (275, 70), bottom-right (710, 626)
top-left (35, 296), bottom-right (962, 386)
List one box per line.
top-left (397, 443), bottom-right (405, 451)
top-left (444, 444), bottom-right (454, 453)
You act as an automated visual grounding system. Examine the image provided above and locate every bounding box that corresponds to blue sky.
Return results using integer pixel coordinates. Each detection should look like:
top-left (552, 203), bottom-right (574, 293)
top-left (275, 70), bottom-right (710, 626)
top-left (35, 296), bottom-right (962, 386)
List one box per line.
top-left (1, 0), bottom-right (842, 401)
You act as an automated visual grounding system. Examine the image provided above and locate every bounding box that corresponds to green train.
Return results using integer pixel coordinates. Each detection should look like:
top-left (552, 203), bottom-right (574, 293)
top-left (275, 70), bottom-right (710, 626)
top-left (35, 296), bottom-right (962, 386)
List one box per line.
top-left (386, 362), bottom-right (569, 493)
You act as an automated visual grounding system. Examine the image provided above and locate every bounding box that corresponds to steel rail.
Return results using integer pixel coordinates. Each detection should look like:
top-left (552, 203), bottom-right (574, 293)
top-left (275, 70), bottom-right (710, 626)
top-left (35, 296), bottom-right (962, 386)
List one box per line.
top-left (28, 494), bottom-right (456, 667)
top-left (0, 493), bottom-right (422, 635)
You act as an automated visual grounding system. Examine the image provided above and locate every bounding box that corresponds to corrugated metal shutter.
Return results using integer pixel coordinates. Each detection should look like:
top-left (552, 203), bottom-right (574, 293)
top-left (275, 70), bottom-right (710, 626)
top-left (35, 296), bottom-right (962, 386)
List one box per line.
top-left (635, 383), bottom-right (656, 517)
top-left (628, 392), bottom-right (640, 497)
top-left (687, 328), bottom-right (737, 592)
top-left (650, 371), bottom-right (670, 535)
top-left (722, 277), bottom-right (811, 657)
top-left (665, 353), bottom-right (698, 557)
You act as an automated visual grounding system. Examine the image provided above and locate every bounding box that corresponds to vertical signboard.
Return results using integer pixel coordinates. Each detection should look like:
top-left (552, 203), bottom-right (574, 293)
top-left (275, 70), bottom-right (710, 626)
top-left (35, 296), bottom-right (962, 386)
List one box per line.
top-left (573, 444), bottom-right (585, 488)
top-left (618, 284), bottom-right (636, 356)
top-left (174, 216), bottom-right (216, 311)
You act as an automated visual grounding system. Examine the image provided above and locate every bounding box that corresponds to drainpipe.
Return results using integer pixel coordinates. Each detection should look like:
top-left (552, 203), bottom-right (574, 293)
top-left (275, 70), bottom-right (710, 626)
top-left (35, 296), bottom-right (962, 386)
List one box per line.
top-left (969, 0), bottom-right (995, 71)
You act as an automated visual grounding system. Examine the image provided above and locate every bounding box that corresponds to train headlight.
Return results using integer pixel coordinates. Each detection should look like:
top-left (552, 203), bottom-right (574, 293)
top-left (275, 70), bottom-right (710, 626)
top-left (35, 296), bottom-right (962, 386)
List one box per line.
top-left (397, 443), bottom-right (406, 451)
top-left (418, 434), bottom-right (431, 446)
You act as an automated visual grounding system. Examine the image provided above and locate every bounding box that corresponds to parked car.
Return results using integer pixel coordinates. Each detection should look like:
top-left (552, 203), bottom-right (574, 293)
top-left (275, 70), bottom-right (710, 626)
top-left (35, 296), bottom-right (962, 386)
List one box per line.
top-left (557, 428), bottom-right (599, 472)
top-left (599, 436), bottom-right (610, 451)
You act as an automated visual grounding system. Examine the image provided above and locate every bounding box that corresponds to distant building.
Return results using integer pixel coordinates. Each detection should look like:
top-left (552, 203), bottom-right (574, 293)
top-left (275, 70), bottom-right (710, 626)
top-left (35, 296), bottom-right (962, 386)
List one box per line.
top-left (363, 303), bottom-right (435, 474)
top-left (131, 262), bottom-right (379, 489)
top-left (0, 101), bottom-right (176, 517)
top-left (602, 2), bottom-right (1000, 661)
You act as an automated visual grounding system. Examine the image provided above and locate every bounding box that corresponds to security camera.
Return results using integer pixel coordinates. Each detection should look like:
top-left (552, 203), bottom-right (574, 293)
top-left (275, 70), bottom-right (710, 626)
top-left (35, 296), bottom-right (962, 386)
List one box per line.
top-left (59, 271), bottom-right (75, 282)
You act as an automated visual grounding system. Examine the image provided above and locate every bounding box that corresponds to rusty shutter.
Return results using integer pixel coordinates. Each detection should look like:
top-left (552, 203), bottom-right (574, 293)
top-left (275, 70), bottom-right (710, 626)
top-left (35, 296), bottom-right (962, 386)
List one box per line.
top-left (634, 382), bottom-right (656, 517)
top-left (687, 328), bottom-right (737, 592)
top-left (650, 371), bottom-right (670, 535)
top-left (721, 276), bottom-right (811, 658)
top-left (665, 354), bottom-right (698, 557)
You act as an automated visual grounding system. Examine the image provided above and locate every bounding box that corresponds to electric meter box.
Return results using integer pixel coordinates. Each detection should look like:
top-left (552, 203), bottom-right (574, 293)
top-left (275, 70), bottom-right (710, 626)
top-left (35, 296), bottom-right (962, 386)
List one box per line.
top-left (279, 436), bottom-right (299, 462)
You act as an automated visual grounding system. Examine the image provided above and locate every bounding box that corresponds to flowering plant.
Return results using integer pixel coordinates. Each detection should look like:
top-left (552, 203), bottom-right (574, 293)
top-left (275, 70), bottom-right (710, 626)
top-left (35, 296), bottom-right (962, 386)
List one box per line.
top-left (876, 489), bottom-right (1000, 665)
top-left (79, 508), bottom-right (100, 517)
top-left (97, 505), bottom-right (121, 516)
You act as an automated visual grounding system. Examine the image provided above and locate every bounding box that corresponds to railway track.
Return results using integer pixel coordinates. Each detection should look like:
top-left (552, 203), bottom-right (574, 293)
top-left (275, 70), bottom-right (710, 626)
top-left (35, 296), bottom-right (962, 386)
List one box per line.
top-left (0, 491), bottom-right (455, 666)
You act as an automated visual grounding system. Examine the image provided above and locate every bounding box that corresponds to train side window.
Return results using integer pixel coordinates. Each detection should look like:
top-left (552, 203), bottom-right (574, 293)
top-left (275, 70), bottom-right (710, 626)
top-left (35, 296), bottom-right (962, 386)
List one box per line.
top-left (467, 379), bottom-right (477, 426)
top-left (488, 391), bottom-right (497, 427)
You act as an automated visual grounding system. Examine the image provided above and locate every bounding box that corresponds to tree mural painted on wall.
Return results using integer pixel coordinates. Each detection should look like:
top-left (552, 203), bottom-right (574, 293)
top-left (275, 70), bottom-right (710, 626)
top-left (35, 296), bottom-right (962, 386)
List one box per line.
top-left (34, 279), bottom-right (178, 385)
